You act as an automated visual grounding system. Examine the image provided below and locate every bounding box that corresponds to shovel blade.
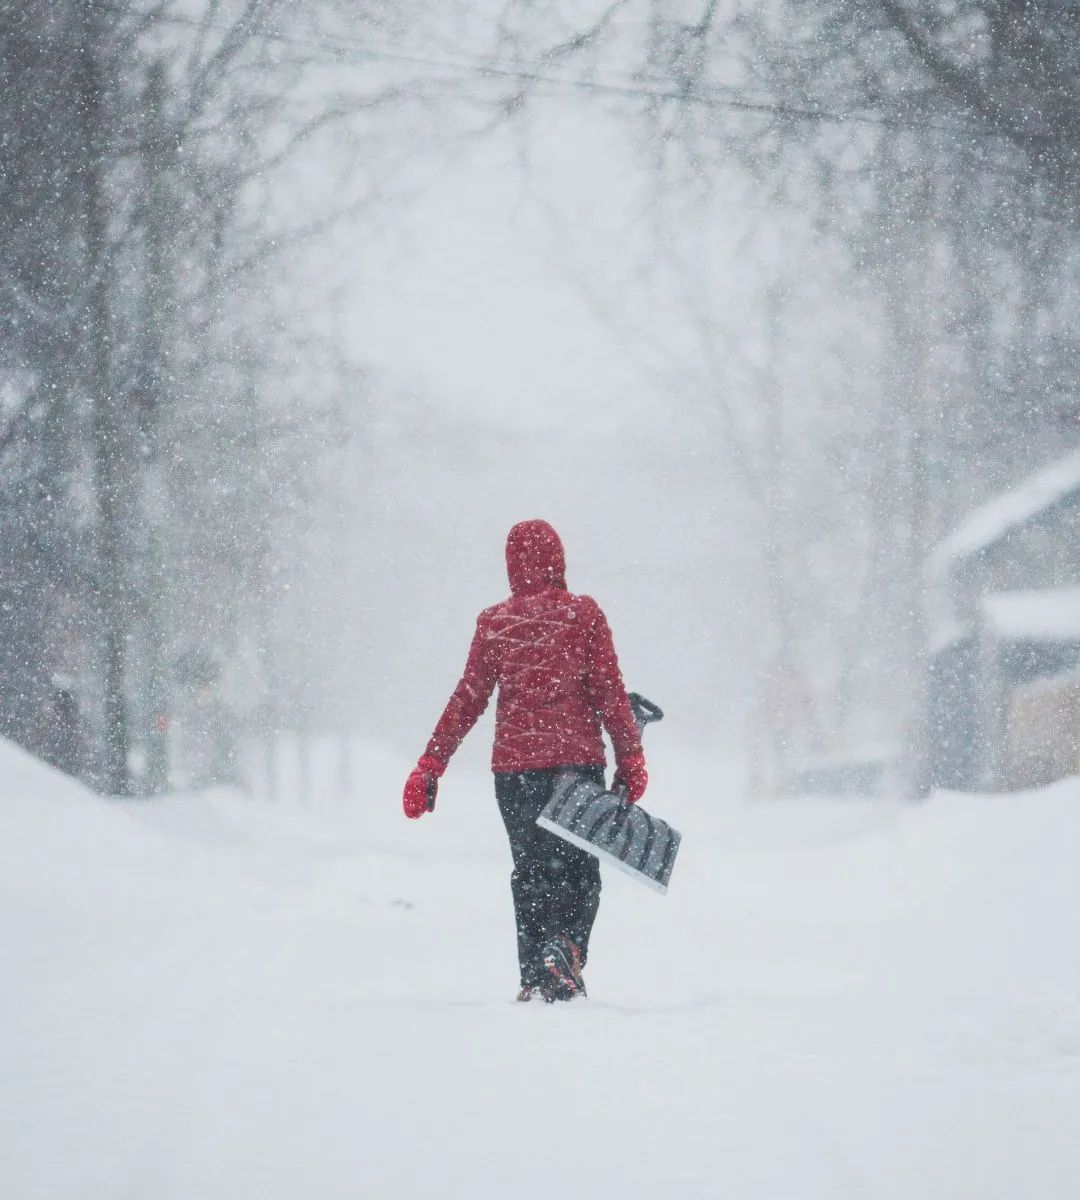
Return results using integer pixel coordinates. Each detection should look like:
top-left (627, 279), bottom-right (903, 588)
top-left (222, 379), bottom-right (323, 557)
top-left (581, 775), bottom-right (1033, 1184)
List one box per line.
top-left (536, 770), bottom-right (681, 894)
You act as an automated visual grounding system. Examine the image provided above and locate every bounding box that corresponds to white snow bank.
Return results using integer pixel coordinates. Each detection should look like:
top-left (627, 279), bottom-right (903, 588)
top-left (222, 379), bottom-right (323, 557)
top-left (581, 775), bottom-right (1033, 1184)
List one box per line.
top-left (3, 738), bottom-right (1080, 1199)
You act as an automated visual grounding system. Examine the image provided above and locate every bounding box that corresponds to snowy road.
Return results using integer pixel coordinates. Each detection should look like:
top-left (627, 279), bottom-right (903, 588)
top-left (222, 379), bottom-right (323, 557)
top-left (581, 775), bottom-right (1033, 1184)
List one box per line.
top-left (4, 739), bottom-right (1080, 1198)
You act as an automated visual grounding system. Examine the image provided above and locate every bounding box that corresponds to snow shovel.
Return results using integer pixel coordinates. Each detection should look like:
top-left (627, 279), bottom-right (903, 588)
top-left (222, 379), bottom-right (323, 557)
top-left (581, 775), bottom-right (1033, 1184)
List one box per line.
top-left (536, 693), bottom-right (681, 894)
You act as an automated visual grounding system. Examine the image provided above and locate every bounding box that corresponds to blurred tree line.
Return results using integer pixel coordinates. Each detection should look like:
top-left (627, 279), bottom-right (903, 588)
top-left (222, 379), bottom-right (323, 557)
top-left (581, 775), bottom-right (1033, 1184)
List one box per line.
top-left (0, 1), bottom-right (419, 794)
top-left (484, 1), bottom-right (1080, 789)
top-left (5, 1), bottom-right (1079, 796)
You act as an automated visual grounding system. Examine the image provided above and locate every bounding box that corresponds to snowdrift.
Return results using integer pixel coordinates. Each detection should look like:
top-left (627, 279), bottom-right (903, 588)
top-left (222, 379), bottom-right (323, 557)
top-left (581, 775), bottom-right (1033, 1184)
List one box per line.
top-left (3, 738), bottom-right (1079, 1199)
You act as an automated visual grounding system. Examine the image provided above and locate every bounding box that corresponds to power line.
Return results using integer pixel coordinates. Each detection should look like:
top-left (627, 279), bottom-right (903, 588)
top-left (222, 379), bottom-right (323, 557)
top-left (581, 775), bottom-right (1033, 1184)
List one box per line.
top-left (148, 11), bottom-right (1009, 142)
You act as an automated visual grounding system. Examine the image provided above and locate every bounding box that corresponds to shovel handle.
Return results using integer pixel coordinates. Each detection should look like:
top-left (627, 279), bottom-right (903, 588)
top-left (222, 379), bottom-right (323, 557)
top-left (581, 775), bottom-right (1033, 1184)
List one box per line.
top-left (627, 692), bottom-right (664, 736)
top-left (613, 692), bottom-right (663, 798)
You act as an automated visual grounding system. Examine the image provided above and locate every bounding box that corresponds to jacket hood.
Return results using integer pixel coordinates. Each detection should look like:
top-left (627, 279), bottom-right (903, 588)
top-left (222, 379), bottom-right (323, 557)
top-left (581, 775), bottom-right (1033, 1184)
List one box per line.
top-left (505, 519), bottom-right (567, 596)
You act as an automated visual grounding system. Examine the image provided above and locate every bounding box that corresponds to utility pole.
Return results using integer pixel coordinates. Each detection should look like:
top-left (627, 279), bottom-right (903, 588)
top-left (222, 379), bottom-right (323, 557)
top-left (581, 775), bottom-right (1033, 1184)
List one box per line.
top-left (80, 5), bottom-right (131, 794)
top-left (759, 278), bottom-right (801, 795)
top-left (905, 161), bottom-right (939, 712)
top-left (139, 57), bottom-right (172, 794)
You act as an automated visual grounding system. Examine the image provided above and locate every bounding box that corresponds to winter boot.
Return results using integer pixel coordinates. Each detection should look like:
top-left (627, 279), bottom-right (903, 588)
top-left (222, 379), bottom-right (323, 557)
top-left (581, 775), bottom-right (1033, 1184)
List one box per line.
top-left (516, 985), bottom-right (542, 1002)
top-left (541, 934), bottom-right (586, 1001)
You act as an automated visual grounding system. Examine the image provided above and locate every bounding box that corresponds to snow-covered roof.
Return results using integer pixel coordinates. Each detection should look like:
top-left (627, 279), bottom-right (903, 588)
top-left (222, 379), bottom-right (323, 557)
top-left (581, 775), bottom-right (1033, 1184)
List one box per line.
top-left (929, 448), bottom-right (1080, 575)
top-left (928, 620), bottom-right (971, 655)
top-left (981, 587), bottom-right (1080, 642)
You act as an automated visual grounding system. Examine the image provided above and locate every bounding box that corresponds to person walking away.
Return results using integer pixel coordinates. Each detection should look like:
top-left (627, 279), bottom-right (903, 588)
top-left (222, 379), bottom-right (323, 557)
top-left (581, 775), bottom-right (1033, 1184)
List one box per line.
top-left (401, 519), bottom-right (647, 1002)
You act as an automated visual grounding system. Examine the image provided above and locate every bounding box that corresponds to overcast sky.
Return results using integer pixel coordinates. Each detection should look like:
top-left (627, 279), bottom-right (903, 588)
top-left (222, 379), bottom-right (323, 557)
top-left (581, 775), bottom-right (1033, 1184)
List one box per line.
top-left (346, 97), bottom-right (669, 433)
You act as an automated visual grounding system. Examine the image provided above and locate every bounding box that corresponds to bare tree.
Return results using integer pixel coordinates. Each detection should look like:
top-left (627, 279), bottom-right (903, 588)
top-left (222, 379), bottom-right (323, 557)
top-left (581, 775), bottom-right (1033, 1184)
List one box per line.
top-left (0, 0), bottom-right (442, 791)
top-left (465, 1), bottom-right (1080, 781)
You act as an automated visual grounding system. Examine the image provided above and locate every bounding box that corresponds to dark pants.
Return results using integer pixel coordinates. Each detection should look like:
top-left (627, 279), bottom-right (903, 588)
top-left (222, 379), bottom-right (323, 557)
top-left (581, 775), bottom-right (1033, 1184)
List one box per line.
top-left (494, 766), bottom-right (604, 988)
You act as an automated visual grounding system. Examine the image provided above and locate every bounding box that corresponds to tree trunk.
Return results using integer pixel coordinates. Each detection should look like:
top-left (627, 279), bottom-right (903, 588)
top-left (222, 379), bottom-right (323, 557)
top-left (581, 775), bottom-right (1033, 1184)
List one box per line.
top-left (80, 10), bottom-right (130, 795)
top-left (139, 58), bottom-right (171, 794)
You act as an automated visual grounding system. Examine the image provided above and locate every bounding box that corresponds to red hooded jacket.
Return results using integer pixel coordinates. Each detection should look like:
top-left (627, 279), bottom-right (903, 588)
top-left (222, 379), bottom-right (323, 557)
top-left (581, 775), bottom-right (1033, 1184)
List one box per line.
top-left (424, 520), bottom-right (643, 774)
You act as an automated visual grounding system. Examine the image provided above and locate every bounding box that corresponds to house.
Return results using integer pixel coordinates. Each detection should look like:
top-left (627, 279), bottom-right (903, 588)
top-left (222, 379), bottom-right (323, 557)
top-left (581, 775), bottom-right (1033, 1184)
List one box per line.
top-left (924, 449), bottom-right (1080, 791)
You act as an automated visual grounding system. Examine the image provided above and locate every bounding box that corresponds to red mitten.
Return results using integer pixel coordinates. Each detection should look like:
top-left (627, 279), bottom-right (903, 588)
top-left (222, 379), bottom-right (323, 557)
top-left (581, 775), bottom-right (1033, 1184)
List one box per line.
top-left (403, 755), bottom-right (446, 819)
top-left (613, 753), bottom-right (648, 804)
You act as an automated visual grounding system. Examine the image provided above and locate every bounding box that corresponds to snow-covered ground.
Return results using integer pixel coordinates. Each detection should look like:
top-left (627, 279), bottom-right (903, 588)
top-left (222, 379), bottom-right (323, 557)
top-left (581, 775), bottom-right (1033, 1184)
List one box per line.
top-left (4, 737), bottom-right (1080, 1198)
